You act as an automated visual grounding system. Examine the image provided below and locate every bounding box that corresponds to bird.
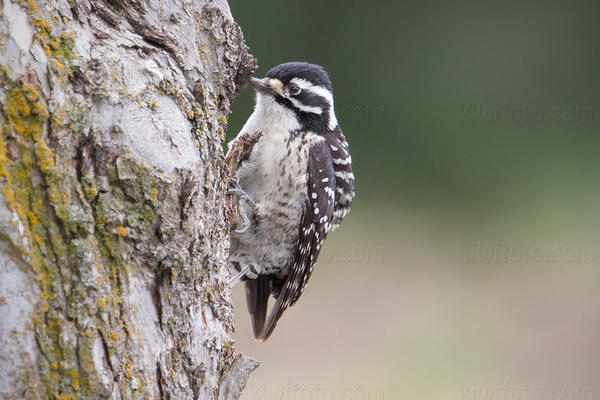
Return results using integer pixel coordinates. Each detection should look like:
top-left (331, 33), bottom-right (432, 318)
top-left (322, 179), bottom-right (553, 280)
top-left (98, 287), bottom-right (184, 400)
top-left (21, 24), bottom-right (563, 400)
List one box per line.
top-left (227, 62), bottom-right (355, 340)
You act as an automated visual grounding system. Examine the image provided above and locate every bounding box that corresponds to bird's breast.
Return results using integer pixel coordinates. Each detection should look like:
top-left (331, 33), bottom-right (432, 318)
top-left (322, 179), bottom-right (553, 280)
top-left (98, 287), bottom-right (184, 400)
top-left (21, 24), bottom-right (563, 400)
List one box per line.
top-left (241, 133), bottom-right (303, 205)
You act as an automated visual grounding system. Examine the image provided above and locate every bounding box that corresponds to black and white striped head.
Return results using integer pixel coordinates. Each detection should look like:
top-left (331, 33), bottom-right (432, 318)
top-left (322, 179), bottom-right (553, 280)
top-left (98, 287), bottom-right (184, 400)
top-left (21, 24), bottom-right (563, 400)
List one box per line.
top-left (250, 62), bottom-right (338, 132)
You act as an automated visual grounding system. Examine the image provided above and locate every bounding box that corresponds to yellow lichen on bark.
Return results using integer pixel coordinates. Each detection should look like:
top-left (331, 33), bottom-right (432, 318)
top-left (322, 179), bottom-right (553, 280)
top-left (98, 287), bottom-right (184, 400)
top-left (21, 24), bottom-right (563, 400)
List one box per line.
top-left (1, 74), bottom-right (79, 398)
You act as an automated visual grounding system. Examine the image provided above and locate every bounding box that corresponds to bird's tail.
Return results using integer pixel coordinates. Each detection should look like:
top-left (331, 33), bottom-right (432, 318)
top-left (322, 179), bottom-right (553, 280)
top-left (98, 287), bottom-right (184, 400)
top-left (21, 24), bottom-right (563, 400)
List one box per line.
top-left (245, 276), bottom-right (271, 339)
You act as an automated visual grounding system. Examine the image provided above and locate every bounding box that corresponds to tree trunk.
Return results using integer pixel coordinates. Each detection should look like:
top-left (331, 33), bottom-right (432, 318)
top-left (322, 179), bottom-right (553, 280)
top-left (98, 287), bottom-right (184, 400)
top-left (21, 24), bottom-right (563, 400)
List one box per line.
top-left (0, 0), bottom-right (258, 398)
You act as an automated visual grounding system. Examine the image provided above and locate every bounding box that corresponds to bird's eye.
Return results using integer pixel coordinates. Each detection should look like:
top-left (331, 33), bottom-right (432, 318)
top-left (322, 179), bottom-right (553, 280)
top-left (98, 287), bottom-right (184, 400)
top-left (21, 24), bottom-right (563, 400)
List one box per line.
top-left (288, 84), bottom-right (301, 95)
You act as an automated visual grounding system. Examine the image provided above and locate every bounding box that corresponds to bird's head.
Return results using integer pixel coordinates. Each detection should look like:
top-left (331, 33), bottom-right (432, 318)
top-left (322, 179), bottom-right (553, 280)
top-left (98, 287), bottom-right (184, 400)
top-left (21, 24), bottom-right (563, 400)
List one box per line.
top-left (250, 62), bottom-right (338, 132)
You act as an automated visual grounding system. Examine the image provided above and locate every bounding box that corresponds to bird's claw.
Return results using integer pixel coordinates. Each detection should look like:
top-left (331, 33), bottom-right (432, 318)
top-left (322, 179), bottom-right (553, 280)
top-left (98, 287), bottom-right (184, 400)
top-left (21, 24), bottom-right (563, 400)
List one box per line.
top-left (227, 187), bottom-right (255, 233)
top-left (227, 188), bottom-right (256, 207)
top-left (233, 210), bottom-right (251, 234)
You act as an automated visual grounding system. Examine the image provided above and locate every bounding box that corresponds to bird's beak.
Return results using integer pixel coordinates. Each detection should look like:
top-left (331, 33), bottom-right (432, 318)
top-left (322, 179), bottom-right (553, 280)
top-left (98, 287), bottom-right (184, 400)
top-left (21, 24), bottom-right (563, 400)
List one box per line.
top-left (250, 77), bottom-right (279, 96)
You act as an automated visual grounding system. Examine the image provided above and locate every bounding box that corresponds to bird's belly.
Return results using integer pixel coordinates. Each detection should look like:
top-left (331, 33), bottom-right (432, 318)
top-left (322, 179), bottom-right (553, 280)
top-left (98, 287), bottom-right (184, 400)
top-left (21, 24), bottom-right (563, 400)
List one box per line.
top-left (232, 134), bottom-right (309, 275)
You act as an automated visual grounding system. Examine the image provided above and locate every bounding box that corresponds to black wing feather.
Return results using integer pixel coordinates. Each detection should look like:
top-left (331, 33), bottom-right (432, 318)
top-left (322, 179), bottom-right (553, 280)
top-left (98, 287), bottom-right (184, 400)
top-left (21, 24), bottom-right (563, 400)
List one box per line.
top-left (325, 126), bottom-right (355, 226)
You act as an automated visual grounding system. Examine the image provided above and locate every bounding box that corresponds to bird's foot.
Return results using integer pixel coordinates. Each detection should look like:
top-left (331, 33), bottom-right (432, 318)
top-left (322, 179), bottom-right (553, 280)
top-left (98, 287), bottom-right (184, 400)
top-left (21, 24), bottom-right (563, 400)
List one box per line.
top-left (226, 188), bottom-right (256, 207)
top-left (227, 182), bottom-right (255, 234)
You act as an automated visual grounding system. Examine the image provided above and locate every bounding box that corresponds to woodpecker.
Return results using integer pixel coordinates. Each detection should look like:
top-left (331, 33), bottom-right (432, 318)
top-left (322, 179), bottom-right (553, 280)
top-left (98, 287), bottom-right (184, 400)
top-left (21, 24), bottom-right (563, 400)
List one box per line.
top-left (227, 62), bottom-right (355, 340)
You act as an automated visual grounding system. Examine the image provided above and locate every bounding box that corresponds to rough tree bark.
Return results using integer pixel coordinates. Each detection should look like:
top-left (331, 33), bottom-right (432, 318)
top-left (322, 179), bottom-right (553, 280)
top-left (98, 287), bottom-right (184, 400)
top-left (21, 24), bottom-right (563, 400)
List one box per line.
top-left (0, 0), bottom-right (259, 398)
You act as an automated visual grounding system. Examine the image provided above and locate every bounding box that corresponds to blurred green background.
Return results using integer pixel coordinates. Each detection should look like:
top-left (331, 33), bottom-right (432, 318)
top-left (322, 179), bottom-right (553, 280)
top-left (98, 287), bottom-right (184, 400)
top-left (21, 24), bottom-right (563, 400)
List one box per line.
top-left (226, 1), bottom-right (600, 399)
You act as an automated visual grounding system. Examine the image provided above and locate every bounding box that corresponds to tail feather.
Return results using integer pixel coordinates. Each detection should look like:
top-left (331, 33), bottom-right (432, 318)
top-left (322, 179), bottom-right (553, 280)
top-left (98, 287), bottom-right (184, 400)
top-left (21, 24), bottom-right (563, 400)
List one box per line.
top-left (257, 295), bottom-right (287, 341)
top-left (245, 276), bottom-right (270, 339)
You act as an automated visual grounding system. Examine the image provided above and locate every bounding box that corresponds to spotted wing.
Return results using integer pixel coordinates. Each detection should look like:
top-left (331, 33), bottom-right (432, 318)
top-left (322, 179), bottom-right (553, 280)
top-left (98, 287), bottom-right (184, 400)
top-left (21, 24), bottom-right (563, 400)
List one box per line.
top-left (258, 139), bottom-right (335, 340)
top-left (326, 126), bottom-right (355, 227)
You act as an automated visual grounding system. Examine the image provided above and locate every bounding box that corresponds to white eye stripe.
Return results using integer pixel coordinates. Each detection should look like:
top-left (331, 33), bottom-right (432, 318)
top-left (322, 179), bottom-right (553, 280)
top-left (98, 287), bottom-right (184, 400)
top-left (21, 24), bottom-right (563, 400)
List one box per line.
top-left (289, 98), bottom-right (323, 114)
top-left (289, 78), bottom-right (313, 90)
top-left (289, 78), bottom-right (338, 130)
top-left (290, 79), bottom-right (332, 104)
